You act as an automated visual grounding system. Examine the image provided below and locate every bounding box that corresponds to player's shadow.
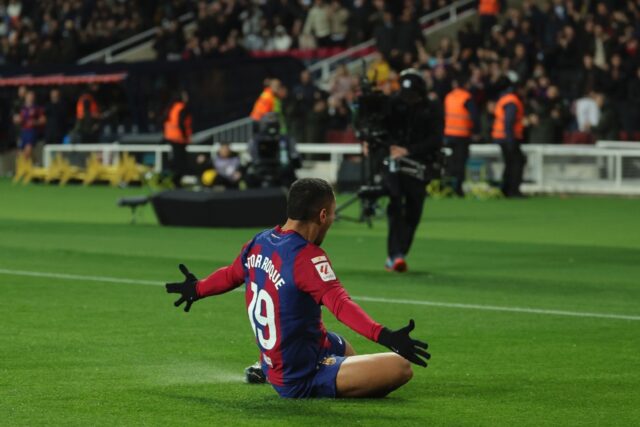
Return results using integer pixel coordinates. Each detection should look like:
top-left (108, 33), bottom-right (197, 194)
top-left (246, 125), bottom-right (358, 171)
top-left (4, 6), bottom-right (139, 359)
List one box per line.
top-left (154, 390), bottom-right (422, 424)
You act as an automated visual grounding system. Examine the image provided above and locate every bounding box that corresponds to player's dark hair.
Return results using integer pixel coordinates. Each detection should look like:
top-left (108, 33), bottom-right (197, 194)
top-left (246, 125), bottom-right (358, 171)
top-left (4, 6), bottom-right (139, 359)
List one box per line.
top-left (287, 178), bottom-right (335, 221)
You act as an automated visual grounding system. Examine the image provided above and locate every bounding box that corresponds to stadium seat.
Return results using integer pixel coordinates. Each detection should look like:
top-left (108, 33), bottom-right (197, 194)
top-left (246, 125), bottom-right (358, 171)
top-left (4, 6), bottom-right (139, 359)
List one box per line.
top-left (326, 130), bottom-right (358, 144)
top-left (564, 132), bottom-right (595, 145)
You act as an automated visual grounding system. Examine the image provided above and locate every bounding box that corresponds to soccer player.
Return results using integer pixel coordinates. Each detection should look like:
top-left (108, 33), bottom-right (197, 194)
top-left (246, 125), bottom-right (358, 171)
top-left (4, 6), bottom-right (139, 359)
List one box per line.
top-left (165, 178), bottom-right (430, 398)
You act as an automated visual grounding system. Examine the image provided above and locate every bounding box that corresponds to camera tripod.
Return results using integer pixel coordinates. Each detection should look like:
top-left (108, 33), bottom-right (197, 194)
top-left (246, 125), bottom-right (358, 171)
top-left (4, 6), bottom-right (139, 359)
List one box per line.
top-left (335, 144), bottom-right (388, 227)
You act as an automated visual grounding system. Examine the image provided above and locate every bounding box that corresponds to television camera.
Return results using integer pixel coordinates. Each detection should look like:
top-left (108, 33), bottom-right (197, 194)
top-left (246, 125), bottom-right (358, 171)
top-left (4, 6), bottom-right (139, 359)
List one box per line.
top-left (336, 68), bottom-right (444, 226)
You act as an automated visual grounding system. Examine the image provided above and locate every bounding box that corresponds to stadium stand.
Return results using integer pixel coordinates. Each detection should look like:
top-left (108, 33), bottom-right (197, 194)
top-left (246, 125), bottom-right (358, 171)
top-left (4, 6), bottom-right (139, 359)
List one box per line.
top-left (1, 0), bottom-right (639, 161)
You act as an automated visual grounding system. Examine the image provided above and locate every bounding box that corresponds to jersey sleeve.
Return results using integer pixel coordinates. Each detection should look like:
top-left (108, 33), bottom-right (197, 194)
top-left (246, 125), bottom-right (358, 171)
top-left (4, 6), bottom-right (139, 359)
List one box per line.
top-left (293, 245), bottom-right (383, 341)
top-left (196, 243), bottom-right (247, 298)
top-left (293, 244), bottom-right (342, 304)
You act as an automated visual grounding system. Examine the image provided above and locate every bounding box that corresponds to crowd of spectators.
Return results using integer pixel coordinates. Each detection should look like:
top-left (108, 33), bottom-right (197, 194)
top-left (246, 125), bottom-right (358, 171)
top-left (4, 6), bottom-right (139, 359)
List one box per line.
top-left (0, 0), bottom-right (196, 66)
top-left (281, 0), bottom-right (640, 143)
top-left (152, 0), bottom-right (447, 61)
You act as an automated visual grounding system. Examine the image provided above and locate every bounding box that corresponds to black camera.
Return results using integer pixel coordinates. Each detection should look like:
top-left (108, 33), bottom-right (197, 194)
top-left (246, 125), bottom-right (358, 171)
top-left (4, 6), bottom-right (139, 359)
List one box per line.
top-left (246, 113), bottom-right (299, 188)
top-left (353, 68), bottom-right (442, 181)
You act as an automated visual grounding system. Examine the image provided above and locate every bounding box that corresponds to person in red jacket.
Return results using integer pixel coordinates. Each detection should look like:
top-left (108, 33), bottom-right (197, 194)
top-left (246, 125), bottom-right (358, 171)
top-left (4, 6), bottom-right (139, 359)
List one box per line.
top-left (165, 178), bottom-right (430, 398)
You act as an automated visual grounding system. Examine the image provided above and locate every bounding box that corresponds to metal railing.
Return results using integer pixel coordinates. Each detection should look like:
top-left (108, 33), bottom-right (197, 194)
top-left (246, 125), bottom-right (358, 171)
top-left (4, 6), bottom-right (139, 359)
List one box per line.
top-left (43, 143), bottom-right (640, 195)
top-left (77, 12), bottom-right (194, 65)
top-left (191, 117), bottom-right (254, 145)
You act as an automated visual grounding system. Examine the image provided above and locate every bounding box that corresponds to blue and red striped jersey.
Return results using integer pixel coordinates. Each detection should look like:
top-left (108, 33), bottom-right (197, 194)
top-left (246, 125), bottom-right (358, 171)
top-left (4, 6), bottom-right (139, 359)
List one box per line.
top-left (196, 225), bottom-right (383, 386)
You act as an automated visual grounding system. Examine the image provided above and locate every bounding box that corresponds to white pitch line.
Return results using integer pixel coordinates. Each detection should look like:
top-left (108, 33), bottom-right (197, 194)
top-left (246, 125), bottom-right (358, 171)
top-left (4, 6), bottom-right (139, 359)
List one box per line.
top-left (0, 268), bottom-right (160, 286)
top-left (1, 268), bottom-right (639, 321)
top-left (353, 296), bottom-right (640, 321)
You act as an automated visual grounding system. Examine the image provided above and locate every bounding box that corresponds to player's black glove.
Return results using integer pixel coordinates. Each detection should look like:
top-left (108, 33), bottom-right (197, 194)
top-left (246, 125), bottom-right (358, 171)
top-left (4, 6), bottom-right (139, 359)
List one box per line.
top-left (377, 319), bottom-right (430, 367)
top-left (165, 264), bottom-right (200, 312)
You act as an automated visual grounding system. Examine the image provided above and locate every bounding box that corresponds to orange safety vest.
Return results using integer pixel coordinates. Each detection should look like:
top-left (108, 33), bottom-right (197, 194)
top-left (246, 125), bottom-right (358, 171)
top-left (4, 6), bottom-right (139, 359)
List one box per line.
top-left (250, 87), bottom-right (275, 121)
top-left (164, 101), bottom-right (192, 144)
top-left (444, 88), bottom-right (473, 138)
top-left (492, 93), bottom-right (524, 141)
top-left (479, 0), bottom-right (500, 16)
top-left (76, 93), bottom-right (99, 119)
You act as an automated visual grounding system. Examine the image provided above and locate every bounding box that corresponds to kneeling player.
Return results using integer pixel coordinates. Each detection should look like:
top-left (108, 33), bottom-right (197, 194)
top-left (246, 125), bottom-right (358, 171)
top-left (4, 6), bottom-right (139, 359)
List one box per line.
top-left (165, 178), bottom-right (430, 398)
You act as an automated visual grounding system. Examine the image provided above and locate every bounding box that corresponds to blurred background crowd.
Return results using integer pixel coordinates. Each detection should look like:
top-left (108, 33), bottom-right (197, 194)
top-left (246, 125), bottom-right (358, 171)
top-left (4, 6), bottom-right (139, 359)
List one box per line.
top-left (2, 0), bottom-right (639, 152)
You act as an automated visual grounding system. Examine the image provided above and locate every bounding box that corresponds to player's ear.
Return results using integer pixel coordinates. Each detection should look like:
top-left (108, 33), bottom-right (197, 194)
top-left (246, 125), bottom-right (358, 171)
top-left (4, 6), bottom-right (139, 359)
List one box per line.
top-left (319, 207), bottom-right (327, 224)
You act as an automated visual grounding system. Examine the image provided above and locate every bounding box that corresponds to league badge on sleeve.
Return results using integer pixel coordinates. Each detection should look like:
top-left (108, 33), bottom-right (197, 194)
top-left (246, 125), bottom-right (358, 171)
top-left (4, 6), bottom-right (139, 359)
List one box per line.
top-left (311, 256), bottom-right (336, 282)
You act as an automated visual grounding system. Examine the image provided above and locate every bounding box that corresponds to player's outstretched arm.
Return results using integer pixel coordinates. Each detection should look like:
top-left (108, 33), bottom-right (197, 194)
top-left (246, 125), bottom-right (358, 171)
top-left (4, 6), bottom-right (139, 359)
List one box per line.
top-left (165, 264), bottom-right (199, 312)
top-left (377, 319), bottom-right (431, 367)
top-left (319, 283), bottom-right (430, 367)
top-left (165, 255), bottom-right (245, 312)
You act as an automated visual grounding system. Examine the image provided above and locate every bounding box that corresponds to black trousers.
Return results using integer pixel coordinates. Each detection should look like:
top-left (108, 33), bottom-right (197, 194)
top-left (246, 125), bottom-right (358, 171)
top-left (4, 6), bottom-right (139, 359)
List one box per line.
top-left (385, 172), bottom-right (427, 259)
top-left (445, 138), bottom-right (470, 196)
top-left (169, 141), bottom-right (187, 188)
top-left (498, 142), bottom-right (526, 197)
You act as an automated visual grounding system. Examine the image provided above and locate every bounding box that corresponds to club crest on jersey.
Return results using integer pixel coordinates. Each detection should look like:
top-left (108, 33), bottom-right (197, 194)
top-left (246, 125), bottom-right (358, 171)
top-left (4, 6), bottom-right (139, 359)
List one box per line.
top-left (313, 257), bottom-right (336, 282)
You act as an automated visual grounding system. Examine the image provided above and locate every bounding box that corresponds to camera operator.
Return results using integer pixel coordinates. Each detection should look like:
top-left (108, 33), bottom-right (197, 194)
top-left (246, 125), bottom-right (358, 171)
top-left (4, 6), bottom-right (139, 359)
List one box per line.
top-left (246, 112), bottom-right (301, 188)
top-left (366, 69), bottom-right (443, 272)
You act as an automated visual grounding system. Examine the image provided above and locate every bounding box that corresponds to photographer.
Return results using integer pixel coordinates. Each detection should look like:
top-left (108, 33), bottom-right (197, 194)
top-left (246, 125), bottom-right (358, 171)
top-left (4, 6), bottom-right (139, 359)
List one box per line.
top-left (363, 69), bottom-right (443, 272)
top-left (246, 113), bottom-right (301, 188)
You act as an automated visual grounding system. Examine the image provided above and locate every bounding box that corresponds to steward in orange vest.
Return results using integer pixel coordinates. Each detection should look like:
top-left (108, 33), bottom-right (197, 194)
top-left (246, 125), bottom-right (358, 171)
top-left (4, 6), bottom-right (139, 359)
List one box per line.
top-left (164, 92), bottom-right (192, 187)
top-left (492, 88), bottom-right (526, 198)
top-left (478, 0), bottom-right (504, 44)
top-left (492, 92), bottom-right (524, 142)
top-left (443, 80), bottom-right (479, 197)
top-left (73, 86), bottom-right (101, 143)
top-left (478, 0), bottom-right (500, 16)
top-left (164, 100), bottom-right (192, 144)
top-left (250, 79), bottom-right (281, 133)
top-left (76, 93), bottom-right (99, 119)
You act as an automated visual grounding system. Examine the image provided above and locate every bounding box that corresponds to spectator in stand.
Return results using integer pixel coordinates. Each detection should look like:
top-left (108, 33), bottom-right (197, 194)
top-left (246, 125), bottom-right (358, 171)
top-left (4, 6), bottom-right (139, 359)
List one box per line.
top-left (0, 0), bottom-right (145, 65)
top-left (575, 54), bottom-right (606, 99)
top-left (606, 53), bottom-right (630, 133)
top-left (373, 11), bottom-right (395, 59)
top-left (154, 19), bottom-right (185, 61)
top-left (575, 91), bottom-right (600, 133)
top-left (553, 25), bottom-right (581, 98)
top-left (589, 24), bottom-right (613, 70)
top-left (326, 96), bottom-right (351, 132)
top-left (306, 98), bottom-right (329, 143)
top-left (592, 92), bottom-right (619, 142)
top-left (527, 85), bottom-right (568, 144)
top-left (347, 0), bottom-right (374, 46)
top-left (512, 43), bottom-right (530, 82)
top-left (367, 52), bottom-right (391, 86)
top-left (291, 70), bottom-right (321, 142)
top-left (303, 0), bottom-right (331, 48)
top-left (395, 7), bottom-right (422, 57)
top-left (628, 67), bottom-right (640, 134)
top-left (328, 0), bottom-right (349, 47)
top-left (44, 88), bottom-right (68, 145)
top-left (329, 64), bottom-right (354, 102)
top-left (14, 90), bottom-right (45, 161)
top-left (272, 25), bottom-right (293, 51)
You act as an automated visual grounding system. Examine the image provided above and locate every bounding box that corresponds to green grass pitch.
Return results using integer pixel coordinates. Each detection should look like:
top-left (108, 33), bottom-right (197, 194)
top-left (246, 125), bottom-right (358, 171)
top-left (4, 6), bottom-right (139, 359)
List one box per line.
top-left (1, 178), bottom-right (639, 426)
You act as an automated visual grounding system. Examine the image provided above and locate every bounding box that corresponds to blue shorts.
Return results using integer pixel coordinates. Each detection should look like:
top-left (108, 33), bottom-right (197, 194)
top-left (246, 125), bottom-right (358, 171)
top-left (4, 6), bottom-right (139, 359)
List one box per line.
top-left (272, 331), bottom-right (347, 398)
top-left (20, 129), bottom-right (37, 149)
